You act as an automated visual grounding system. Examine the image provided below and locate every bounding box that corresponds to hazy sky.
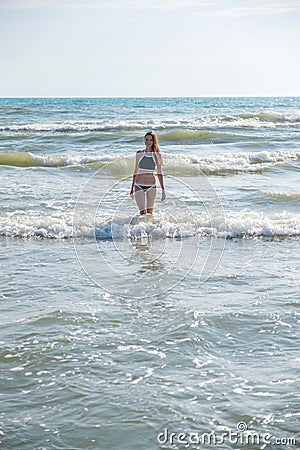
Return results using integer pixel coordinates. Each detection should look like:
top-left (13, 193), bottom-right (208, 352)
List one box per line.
top-left (0, 0), bottom-right (299, 97)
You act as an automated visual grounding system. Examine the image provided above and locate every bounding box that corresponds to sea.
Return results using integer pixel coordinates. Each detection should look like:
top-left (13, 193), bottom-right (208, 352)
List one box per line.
top-left (0, 97), bottom-right (299, 450)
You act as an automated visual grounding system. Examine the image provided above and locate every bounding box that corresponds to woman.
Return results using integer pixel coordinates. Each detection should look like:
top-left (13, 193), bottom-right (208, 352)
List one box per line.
top-left (130, 130), bottom-right (166, 215)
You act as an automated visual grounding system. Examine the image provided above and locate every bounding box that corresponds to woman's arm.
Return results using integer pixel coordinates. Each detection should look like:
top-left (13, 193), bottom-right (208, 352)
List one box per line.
top-left (157, 163), bottom-right (166, 201)
top-left (130, 152), bottom-right (140, 198)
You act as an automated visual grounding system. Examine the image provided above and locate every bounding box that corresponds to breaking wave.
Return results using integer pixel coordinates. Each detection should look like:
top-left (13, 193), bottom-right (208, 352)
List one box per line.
top-left (1, 111), bottom-right (300, 134)
top-left (1, 210), bottom-right (299, 240)
top-left (1, 150), bottom-right (299, 175)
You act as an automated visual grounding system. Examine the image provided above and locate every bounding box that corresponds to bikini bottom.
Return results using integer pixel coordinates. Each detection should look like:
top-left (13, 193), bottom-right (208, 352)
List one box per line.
top-left (135, 184), bottom-right (156, 192)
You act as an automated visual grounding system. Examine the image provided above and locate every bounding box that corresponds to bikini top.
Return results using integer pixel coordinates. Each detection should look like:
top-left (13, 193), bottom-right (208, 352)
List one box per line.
top-left (138, 150), bottom-right (156, 173)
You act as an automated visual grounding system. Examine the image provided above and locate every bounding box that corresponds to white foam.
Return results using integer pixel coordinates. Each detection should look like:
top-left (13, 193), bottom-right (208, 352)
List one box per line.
top-left (224, 210), bottom-right (300, 238)
top-left (43, 149), bottom-right (300, 174)
top-left (163, 150), bottom-right (300, 175)
top-left (3, 149), bottom-right (298, 175)
top-left (259, 190), bottom-right (300, 201)
top-left (1, 111), bottom-right (299, 133)
top-left (0, 211), bottom-right (75, 239)
top-left (30, 153), bottom-right (116, 168)
top-left (1, 209), bottom-right (299, 240)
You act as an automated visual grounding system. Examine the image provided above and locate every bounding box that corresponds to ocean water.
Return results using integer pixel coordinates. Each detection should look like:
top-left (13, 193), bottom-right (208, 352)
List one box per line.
top-left (0, 97), bottom-right (299, 449)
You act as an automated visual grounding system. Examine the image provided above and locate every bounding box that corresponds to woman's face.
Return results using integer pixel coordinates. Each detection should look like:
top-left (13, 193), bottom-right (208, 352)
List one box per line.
top-left (145, 134), bottom-right (153, 148)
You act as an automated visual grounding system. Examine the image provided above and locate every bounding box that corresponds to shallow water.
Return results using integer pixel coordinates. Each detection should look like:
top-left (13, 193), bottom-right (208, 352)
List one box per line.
top-left (0, 97), bottom-right (299, 449)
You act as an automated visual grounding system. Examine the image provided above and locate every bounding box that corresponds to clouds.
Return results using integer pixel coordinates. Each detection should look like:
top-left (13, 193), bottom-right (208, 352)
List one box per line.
top-left (194, 1), bottom-right (300, 17)
top-left (0, 0), bottom-right (211, 11)
top-left (1, 0), bottom-right (299, 96)
top-left (1, 0), bottom-right (300, 16)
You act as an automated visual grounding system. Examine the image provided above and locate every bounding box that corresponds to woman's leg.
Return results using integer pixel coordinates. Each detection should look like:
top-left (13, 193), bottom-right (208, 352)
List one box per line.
top-left (145, 186), bottom-right (157, 214)
top-left (134, 186), bottom-right (147, 215)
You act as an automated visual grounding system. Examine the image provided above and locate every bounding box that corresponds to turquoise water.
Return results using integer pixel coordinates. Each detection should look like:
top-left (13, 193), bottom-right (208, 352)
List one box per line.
top-left (0, 97), bottom-right (299, 449)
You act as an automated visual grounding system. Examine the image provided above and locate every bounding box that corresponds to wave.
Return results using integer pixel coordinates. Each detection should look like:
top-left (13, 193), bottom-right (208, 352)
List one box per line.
top-left (260, 190), bottom-right (300, 202)
top-left (165, 151), bottom-right (300, 175)
top-left (0, 151), bottom-right (117, 168)
top-left (1, 150), bottom-right (299, 175)
top-left (156, 129), bottom-right (252, 144)
top-left (237, 111), bottom-right (300, 124)
top-left (1, 111), bottom-right (299, 134)
top-left (0, 120), bottom-right (155, 133)
top-left (1, 210), bottom-right (299, 240)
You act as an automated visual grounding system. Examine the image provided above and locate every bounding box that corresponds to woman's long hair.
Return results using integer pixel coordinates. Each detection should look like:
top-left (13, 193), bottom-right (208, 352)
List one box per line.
top-left (145, 130), bottom-right (163, 166)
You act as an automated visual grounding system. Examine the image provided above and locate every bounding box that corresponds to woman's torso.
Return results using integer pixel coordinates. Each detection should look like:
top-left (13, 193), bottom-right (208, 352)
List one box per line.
top-left (136, 150), bottom-right (156, 185)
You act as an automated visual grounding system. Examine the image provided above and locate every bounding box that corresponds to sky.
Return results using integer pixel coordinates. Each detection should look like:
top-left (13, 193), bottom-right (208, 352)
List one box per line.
top-left (0, 0), bottom-right (299, 97)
